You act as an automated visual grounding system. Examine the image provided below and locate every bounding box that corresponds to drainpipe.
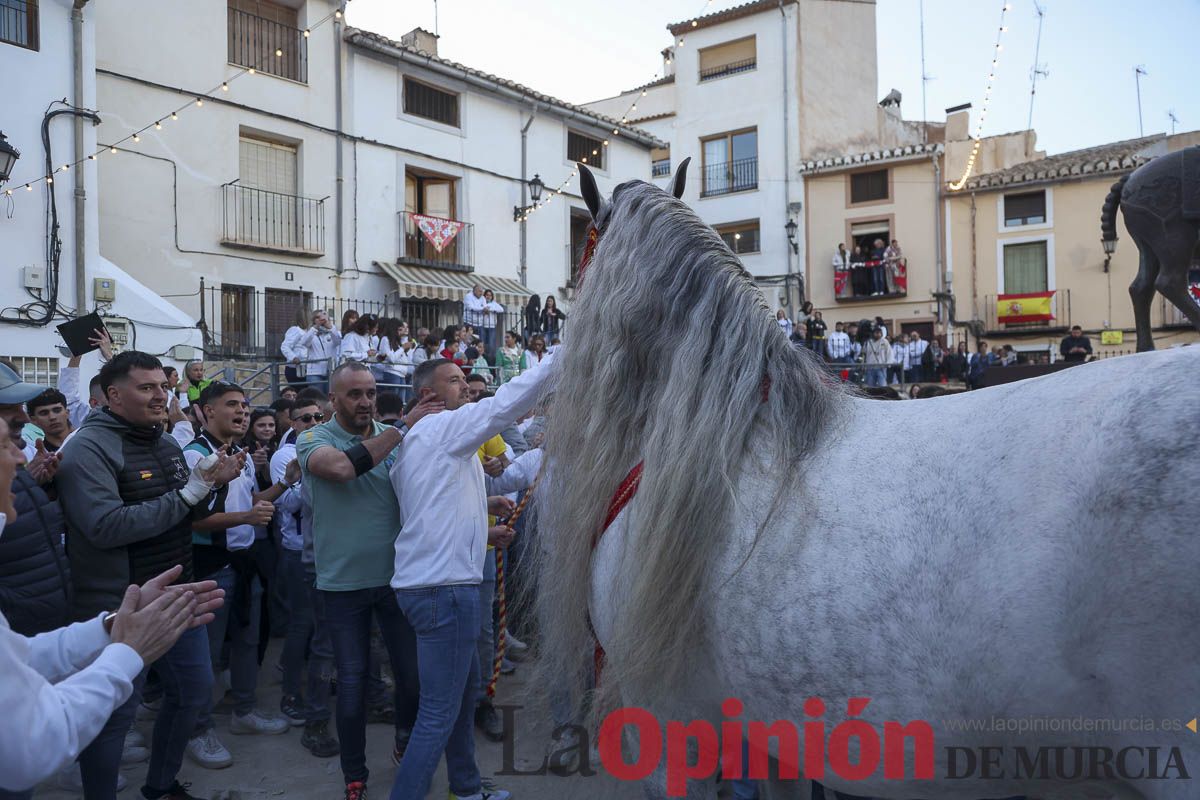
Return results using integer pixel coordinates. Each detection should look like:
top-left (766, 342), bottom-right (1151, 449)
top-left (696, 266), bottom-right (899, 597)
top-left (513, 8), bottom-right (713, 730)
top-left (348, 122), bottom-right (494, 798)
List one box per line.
top-left (73, 0), bottom-right (91, 313)
top-left (932, 150), bottom-right (944, 336)
top-left (779, 0), bottom-right (795, 305)
top-left (518, 109), bottom-right (535, 287)
top-left (334, 5), bottom-right (345, 275)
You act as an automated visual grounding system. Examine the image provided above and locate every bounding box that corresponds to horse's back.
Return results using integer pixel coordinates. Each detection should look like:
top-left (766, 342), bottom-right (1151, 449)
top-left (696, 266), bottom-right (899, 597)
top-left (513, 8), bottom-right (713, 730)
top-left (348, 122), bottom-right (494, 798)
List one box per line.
top-left (709, 347), bottom-right (1198, 798)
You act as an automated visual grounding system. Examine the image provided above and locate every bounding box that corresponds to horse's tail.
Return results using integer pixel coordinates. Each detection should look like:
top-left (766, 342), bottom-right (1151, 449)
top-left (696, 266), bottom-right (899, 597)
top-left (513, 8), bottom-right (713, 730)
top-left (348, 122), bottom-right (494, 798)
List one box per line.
top-left (1100, 173), bottom-right (1129, 247)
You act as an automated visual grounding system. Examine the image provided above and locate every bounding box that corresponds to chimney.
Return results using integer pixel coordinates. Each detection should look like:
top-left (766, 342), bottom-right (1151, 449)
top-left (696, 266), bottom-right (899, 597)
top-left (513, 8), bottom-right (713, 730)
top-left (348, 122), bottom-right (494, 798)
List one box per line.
top-left (400, 27), bottom-right (439, 56)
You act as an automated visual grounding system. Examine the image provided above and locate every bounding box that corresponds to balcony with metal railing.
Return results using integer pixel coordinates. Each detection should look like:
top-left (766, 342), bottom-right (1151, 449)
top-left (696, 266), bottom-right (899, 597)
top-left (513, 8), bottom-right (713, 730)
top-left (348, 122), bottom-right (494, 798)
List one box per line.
top-left (651, 159), bottom-right (671, 178)
top-left (699, 57), bottom-right (756, 82)
top-left (227, 7), bottom-right (308, 83)
top-left (399, 212), bottom-right (475, 273)
top-left (221, 182), bottom-right (326, 256)
top-left (700, 157), bottom-right (758, 197)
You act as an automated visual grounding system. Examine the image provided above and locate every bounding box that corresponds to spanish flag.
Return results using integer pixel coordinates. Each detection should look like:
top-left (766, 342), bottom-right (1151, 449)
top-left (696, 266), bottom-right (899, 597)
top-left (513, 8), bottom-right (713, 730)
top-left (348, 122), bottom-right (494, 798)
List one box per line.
top-left (997, 291), bottom-right (1055, 324)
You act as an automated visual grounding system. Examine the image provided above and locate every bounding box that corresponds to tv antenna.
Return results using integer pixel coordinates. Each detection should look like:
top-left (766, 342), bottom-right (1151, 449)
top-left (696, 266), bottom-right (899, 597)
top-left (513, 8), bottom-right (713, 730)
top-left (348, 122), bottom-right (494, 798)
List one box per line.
top-left (1134, 65), bottom-right (1148, 136)
top-left (1168, 109), bottom-right (1179, 135)
top-left (1027, 2), bottom-right (1048, 130)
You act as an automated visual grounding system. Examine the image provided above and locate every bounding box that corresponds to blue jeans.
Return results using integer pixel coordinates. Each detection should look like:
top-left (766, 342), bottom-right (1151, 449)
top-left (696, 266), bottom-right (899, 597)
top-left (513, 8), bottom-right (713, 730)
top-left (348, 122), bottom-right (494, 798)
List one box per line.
top-left (281, 549), bottom-right (332, 721)
top-left (871, 265), bottom-right (886, 294)
top-left (322, 586), bottom-right (419, 784)
top-left (195, 565), bottom-right (262, 730)
top-left (390, 585), bottom-right (482, 800)
top-left (865, 367), bottom-right (887, 387)
top-left (77, 673), bottom-right (143, 800)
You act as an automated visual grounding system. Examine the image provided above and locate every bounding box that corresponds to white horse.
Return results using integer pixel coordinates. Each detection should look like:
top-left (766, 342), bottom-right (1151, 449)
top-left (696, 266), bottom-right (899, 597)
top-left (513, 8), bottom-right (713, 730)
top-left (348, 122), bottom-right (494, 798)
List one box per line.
top-left (533, 162), bottom-right (1200, 800)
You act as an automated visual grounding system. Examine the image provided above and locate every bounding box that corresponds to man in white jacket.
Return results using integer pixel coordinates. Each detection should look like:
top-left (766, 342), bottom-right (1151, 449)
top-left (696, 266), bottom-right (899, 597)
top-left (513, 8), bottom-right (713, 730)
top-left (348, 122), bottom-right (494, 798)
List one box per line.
top-left (0, 417), bottom-right (225, 795)
top-left (387, 353), bottom-right (554, 800)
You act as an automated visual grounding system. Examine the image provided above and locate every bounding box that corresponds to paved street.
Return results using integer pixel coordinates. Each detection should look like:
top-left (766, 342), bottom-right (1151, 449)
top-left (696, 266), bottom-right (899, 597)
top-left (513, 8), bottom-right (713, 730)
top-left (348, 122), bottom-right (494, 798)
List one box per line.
top-left (36, 640), bottom-right (645, 800)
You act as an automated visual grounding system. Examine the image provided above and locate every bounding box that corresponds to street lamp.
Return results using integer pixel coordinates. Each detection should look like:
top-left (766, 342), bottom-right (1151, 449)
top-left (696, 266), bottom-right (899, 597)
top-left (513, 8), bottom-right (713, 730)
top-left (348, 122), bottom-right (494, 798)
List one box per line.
top-left (784, 218), bottom-right (799, 254)
top-left (1101, 234), bottom-right (1117, 272)
top-left (513, 173), bottom-right (545, 221)
top-left (0, 132), bottom-right (20, 185)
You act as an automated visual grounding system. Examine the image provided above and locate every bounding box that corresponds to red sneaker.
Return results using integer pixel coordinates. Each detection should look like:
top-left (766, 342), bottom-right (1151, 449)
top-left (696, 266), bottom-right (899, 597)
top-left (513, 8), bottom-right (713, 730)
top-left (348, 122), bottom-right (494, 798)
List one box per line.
top-left (344, 781), bottom-right (367, 800)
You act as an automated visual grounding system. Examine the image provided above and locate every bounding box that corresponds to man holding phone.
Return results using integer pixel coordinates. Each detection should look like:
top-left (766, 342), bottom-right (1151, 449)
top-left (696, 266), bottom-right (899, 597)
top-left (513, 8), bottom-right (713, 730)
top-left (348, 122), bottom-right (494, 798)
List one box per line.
top-left (301, 309), bottom-right (342, 394)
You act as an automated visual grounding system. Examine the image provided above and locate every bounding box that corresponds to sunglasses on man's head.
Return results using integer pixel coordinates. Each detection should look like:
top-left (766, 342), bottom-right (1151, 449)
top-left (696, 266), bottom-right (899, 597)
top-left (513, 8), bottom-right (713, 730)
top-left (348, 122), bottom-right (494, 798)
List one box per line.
top-left (291, 412), bottom-right (324, 423)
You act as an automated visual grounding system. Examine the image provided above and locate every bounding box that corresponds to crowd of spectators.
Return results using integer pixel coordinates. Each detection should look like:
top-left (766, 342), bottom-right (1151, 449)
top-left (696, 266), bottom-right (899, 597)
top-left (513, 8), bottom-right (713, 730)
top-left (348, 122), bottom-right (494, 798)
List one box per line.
top-left (0, 309), bottom-right (552, 799)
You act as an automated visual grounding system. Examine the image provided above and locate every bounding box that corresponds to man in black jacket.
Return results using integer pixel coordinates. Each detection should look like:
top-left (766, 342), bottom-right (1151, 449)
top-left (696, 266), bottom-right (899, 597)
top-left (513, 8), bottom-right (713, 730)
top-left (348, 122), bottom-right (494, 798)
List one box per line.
top-left (58, 352), bottom-right (242, 800)
top-left (0, 467), bottom-right (71, 636)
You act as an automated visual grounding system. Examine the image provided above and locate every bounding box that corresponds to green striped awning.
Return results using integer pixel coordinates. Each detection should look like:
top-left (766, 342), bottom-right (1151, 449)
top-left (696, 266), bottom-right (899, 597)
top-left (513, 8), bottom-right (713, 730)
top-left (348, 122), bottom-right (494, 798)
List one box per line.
top-left (374, 261), bottom-right (531, 309)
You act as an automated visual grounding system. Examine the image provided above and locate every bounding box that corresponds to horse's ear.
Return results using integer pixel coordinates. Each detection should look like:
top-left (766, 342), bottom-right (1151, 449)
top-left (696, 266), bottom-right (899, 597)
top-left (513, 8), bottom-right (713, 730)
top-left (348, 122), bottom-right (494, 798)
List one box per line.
top-left (669, 156), bottom-right (691, 199)
top-left (579, 164), bottom-right (602, 220)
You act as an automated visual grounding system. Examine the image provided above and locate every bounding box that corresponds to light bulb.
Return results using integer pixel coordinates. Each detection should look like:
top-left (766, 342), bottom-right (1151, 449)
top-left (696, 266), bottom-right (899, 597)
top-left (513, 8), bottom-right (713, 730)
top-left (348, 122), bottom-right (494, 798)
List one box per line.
top-left (631, 104), bottom-right (637, 111)
top-left (335, 8), bottom-right (342, 18)
top-left (88, 154), bottom-right (96, 161)
top-left (677, 39), bottom-right (684, 47)
top-left (581, 157), bottom-right (588, 163)
top-left (641, 90), bottom-right (647, 97)
top-left (47, 176), bottom-right (53, 184)
top-left (248, 67), bottom-right (256, 75)
top-left (996, 44), bottom-right (1003, 51)
top-left (196, 98), bottom-right (204, 107)
top-left (171, 112), bottom-right (179, 120)
top-left (4, 189), bottom-right (10, 196)
top-left (132, 134), bottom-right (140, 142)
top-left (275, 48), bottom-right (283, 57)
top-left (303, 29), bottom-right (311, 37)
top-left (612, 129), bottom-right (619, 135)
top-left (62, 163), bottom-right (70, 171)
top-left (24, 183), bottom-right (31, 191)
top-left (110, 146), bottom-right (117, 153)
top-left (603, 140), bottom-right (609, 146)
top-left (592, 149), bottom-right (598, 155)
top-left (692, 20), bottom-right (698, 27)
top-left (155, 121), bottom-right (163, 129)
top-left (222, 82), bottom-right (229, 91)
top-left (1000, 26), bottom-right (1008, 32)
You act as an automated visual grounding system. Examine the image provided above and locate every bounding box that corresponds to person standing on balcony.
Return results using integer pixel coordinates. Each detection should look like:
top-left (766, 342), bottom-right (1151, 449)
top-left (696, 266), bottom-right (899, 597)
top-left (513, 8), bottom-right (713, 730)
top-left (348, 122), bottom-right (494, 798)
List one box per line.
top-left (463, 285), bottom-right (487, 336)
top-left (849, 246), bottom-right (869, 297)
top-left (281, 309), bottom-right (310, 389)
top-left (301, 310), bottom-right (342, 395)
top-left (539, 296), bottom-right (566, 338)
top-left (883, 239), bottom-right (905, 295)
top-left (833, 243), bottom-right (851, 300)
top-left (870, 238), bottom-right (888, 296)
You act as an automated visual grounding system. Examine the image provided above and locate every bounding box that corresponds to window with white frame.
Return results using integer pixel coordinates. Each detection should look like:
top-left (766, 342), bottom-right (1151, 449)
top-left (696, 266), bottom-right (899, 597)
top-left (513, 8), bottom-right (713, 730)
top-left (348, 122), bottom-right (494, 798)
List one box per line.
top-left (1003, 190), bottom-right (1047, 226)
top-left (1, 355), bottom-right (58, 387)
top-left (1002, 240), bottom-right (1049, 293)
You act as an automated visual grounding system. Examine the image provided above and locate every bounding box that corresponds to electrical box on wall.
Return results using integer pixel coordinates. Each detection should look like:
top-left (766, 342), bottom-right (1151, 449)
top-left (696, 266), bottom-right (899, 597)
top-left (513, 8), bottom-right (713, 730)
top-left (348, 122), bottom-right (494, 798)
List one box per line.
top-left (94, 277), bottom-right (116, 302)
top-left (170, 345), bottom-right (195, 362)
top-left (102, 318), bottom-right (129, 353)
top-left (22, 266), bottom-right (45, 290)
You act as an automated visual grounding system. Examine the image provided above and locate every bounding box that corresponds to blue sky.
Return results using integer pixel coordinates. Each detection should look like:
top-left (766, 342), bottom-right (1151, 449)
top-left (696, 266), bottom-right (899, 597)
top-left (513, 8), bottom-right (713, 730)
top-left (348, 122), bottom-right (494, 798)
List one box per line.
top-left (347, 0), bottom-right (1199, 156)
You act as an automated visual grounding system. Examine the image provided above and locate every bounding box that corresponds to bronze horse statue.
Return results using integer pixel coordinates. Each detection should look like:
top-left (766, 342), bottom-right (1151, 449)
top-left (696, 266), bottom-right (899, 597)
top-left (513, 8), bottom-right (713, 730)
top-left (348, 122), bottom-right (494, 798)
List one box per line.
top-left (1101, 145), bottom-right (1200, 351)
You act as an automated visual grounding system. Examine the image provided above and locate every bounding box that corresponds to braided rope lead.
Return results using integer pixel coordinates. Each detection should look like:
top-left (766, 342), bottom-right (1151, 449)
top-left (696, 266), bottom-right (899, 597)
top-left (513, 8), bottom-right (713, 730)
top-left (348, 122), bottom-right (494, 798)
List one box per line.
top-left (487, 466), bottom-right (545, 697)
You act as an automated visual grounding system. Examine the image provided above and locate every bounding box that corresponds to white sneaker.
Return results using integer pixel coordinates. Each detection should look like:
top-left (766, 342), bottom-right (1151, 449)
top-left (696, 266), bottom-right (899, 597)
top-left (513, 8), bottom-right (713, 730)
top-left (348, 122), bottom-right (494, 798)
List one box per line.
top-left (55, 765), bottom-right (127, 792)
top-left (121, 730), bottom-right (150, 765)
top-left (230, 708), bottom-right (290, 735)
top-left (186, 729), bottom-right (234, 769)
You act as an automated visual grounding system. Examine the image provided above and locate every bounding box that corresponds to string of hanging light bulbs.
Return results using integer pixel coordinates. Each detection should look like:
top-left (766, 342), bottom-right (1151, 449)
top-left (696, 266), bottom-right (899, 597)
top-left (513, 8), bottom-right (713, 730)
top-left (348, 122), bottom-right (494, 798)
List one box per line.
top-left (3, 4), bottom-right (349, 200)
top-left (947, 3), bottom-right (1013, 191)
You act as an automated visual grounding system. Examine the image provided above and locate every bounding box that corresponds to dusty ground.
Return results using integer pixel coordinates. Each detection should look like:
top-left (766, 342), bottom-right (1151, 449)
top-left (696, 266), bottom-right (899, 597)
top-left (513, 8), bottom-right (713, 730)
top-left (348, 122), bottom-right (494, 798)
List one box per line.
top-left (33, 640), bottom-right (654, 800)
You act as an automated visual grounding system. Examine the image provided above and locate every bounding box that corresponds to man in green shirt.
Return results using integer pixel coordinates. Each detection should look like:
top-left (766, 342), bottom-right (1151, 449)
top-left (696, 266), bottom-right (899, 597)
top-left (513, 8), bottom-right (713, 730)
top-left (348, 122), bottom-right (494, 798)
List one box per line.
top-left (296, 361), bottom-right (440, 800)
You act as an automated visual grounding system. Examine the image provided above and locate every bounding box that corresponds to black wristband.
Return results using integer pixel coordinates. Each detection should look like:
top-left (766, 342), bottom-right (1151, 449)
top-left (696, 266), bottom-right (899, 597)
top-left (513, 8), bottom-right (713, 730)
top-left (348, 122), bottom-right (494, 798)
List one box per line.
top-left (346, 443), bottom-right (374, 477)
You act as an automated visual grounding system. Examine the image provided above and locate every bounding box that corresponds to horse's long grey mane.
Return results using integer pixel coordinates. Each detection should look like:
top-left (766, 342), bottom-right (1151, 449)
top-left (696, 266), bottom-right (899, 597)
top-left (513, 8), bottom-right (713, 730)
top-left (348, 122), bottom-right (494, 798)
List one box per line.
top-left (533, 174), bottom-right (841, 713)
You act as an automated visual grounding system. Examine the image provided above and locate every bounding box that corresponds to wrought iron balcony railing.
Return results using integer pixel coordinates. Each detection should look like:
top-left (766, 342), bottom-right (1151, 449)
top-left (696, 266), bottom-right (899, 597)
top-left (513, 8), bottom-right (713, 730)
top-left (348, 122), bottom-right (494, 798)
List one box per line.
top-left (700, 157), bottom-right (758, 197)
top-left (699, 57), bottom-right (756, 82)
top-left (399, 212), bottom-right (475, 273)
top-left (227, 7), bottom-right (308, 83)
top-left (221, 182), bottom-right (326, 255)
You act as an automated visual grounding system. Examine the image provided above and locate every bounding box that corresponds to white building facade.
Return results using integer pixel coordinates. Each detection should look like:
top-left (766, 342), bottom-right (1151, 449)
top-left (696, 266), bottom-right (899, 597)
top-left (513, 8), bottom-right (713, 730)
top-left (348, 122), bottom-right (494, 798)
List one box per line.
top-left (0, 0), bottom-right (199, 386)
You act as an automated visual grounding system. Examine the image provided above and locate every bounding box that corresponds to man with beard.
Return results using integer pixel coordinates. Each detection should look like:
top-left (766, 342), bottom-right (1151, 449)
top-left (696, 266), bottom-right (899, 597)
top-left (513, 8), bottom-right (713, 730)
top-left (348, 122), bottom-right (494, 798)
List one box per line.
top-left (183, 382), bottom-right (294, 768)
top-left (56, 351), bottom-right (243, 800)
top-left (297, 361), bottom-right (441, 800)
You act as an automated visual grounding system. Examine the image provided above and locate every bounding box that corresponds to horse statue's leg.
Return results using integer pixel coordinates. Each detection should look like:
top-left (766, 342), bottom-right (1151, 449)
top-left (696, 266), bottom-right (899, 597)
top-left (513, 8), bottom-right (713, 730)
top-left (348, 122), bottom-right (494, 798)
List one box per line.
top-left (1128, 244), bottom-right (1161, 352)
